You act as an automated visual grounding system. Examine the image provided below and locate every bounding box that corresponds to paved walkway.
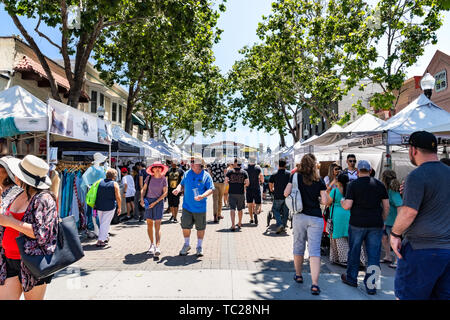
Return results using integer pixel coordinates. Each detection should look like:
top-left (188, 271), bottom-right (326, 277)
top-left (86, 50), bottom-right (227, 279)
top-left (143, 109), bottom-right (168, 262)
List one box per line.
top-left (45, 198), bottom-right (397, 300)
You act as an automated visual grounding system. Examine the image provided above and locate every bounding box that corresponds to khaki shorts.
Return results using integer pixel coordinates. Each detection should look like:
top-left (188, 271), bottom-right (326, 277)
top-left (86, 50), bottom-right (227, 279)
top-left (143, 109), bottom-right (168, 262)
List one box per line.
top-left (181, 208), bottom-right (206, 231)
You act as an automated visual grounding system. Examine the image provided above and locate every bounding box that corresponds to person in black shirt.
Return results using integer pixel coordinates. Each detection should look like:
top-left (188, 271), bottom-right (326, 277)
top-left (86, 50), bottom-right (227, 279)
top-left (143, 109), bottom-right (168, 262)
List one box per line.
top-left (225, 158), bottom-right (249, 231)
top-left (269, 158), bottom-right (291, 233)
top-left (245, 157), bottom-right (264, 225)
top-left (341, 160), bottom-right (389, 295)
top-left (284, 154), bottom-right (330, 295)
top-left (166, 159), bottom-right (185, 223)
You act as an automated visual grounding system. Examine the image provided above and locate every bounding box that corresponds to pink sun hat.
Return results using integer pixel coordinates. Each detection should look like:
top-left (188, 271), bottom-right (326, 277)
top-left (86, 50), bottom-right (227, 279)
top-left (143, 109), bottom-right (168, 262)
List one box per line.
top-left (146, 161), bottom-right (169, 176)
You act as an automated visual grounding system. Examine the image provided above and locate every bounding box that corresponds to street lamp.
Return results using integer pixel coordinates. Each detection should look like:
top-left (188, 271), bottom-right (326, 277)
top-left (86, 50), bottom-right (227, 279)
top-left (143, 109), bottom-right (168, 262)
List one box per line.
top-left (420, 72), bottom-right (436, 99)
top-left (97, 106), bottom-right (105, 119)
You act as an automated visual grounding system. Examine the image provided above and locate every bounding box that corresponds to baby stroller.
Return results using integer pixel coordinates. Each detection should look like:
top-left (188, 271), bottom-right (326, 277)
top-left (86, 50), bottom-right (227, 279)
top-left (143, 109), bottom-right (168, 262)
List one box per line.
top-left (266, 201), bottom-right (293, 229)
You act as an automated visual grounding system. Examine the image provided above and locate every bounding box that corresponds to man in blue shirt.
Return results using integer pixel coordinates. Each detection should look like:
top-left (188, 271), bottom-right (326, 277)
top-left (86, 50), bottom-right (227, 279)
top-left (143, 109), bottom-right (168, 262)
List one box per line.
top-left (172, 156), bottom-right (214, 257)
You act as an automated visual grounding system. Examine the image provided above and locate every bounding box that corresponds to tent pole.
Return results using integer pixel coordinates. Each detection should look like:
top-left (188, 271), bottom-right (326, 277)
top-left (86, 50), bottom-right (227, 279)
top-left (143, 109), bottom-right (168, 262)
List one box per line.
top-left (109, 143), bottom-right (111, 167)
top-left (46, 101), bottom-right (51, 164)
top-left (385, 144), bottom-right (392, 170)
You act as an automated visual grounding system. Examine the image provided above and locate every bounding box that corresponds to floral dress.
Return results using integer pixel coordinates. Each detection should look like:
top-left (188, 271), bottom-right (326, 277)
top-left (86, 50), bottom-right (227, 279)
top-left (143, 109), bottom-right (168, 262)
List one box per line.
top-left (0, 190), bottom-right (58, 292)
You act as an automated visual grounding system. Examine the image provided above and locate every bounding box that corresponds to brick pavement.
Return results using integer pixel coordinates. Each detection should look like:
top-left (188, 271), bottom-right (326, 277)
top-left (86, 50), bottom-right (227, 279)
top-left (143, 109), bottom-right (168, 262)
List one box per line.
top-left (75, 196), bottom-right (395, 277)
top-left (76, 198), bottom-right (307, 273)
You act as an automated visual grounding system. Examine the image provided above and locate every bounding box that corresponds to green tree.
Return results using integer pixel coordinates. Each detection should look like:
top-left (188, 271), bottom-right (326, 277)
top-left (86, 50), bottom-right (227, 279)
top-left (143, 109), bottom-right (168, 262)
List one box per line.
top-left (228, 0), bottom-right (375, 143)
top-left (366, 0), bottom-right (444, 114)
top-left (93, 0), bottom-right (227, 134)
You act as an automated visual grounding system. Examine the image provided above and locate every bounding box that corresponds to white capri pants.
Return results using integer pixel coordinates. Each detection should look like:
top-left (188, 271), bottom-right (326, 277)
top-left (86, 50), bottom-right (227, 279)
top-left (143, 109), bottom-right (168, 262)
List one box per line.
top-left (292, 213), bottom-right (324, 257)
top-left (96, 209), bottom-right (116, 242)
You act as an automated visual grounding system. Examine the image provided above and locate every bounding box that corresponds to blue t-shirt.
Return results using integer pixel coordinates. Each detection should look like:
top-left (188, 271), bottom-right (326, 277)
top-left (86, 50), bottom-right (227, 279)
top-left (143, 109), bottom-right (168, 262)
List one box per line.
top-left (181, 169), bottom-right (214, 213)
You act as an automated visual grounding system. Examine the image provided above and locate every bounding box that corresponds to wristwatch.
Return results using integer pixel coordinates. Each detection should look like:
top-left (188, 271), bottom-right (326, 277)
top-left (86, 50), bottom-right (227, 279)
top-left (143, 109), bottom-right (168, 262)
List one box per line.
top-left (390, 231), bottom-right (403, 240)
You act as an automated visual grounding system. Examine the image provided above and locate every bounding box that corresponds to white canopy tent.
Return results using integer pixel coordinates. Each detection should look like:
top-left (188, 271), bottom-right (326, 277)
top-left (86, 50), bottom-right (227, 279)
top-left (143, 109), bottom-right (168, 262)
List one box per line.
top-left (372, 94), bottom-right (450, 145)
top-left (425, 123), bottom-right (450, 135)
top-left (111, 125), bottom-right (158, 159)
top-left (0, 86), bottom-right (48, 134)
top-left (146, 138), bottom-right (182, 160)
top-left (340, 113), bottom-right (386, 135)
top-left (303, 124), bottom-right (344, 146)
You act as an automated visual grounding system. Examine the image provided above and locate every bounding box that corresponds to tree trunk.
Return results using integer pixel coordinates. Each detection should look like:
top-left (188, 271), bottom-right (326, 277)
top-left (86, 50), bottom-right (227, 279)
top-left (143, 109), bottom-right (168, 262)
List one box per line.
top-left (9, 13), bottom-right (61, 102)
top-left (66, 73), bottom-right (84, 108)
top-left (279, 131), bottom-right (286, 148)
top-left (125, 89), bottom-right (135, 134)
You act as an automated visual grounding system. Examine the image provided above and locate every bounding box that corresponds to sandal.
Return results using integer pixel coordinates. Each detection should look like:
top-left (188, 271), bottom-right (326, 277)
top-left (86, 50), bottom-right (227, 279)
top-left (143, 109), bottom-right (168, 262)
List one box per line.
top-left (96, 241), bottom-right (106, 247)
top-left (293, 274), bottom-right (303, 283)
top-left (311, 285), bottom-right (321, 295)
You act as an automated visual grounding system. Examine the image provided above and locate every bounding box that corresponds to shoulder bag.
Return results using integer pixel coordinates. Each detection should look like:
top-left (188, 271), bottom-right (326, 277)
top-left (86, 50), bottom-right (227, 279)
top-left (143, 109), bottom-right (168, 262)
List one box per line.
top-left (16, 215), bottom-right (84, 280)
top-left (285, 173), bottom-right (303, 214)
top-left (326, 189), bottom-right (337, 238)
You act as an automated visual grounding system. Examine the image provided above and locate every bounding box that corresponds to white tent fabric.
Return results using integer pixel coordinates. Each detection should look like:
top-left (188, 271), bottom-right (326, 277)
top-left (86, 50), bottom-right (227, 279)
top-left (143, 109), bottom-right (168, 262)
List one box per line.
top-left (112, 125), bottom-right (157, 158)
top-left (373, 94), bottom-right (450, 144)
top-left (303, 124), bottom-right (344, 146)
top-left (293, 135), bottom-right (318, 151)
top-left (424, 123), bottom-right (450, 135)
top-left (340, 113), bottom-right (386, 134)
top-left (146, 138), bottom-right (181, 159)
top-left (0, 85), bottom-right (48, 132)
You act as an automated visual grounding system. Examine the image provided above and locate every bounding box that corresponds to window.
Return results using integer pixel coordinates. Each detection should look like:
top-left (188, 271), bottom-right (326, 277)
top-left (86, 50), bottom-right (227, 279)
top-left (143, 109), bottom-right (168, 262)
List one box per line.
top-left (99, 93), bottom-right (104, 107)
top-left (112, 103), bottom-right (117, 122)
top-left (119, 104), bottom-right (123, 124)
top-left (315, 124), bottom-right (318, 134)
top-left (138, 126), bottom-right (144, 135)
top-left (322, 117), bottom-right (326, 131)
top-left (435, 70), bottom-right (447, 92)
top-left (90, 91), bottom-right (97, 113)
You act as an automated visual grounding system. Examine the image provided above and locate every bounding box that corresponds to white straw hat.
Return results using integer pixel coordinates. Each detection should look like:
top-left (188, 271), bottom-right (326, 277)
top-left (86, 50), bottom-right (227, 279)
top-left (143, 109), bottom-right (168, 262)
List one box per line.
top-left (93, 152), bottom-right (107, 164)
top-left (6, 155), bottom-right (51, 189)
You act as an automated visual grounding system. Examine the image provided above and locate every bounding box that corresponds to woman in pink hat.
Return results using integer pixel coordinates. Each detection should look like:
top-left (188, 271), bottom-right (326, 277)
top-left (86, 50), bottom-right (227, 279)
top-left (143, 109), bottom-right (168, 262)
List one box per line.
top-left (140, 162), bottom-right (168, 256)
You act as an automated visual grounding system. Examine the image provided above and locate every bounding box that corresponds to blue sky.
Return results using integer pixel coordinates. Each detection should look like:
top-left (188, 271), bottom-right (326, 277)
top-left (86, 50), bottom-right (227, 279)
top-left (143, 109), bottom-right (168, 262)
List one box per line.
top-left (1, 1), bottom-right (450, 151)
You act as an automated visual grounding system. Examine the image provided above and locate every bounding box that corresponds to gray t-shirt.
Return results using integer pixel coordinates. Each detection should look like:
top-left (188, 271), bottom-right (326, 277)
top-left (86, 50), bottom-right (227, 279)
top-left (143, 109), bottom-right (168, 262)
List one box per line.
top-left (402, 161), bottom-right (450, 250)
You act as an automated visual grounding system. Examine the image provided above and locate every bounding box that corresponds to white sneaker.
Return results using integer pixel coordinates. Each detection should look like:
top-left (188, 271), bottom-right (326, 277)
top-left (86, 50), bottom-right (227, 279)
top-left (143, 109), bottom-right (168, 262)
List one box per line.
top-left (196, 247), bottom-right (203, 257)
top-left (147, 244), bottom-right (155, 255)
top-left (154, 247), bottom-right (161, 257)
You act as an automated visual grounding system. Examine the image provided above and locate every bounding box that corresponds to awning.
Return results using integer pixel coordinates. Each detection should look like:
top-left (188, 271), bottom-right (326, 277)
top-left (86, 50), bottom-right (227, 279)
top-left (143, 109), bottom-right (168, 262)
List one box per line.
top-left (14, 55), bottom-right (89, 102)
top-left (112, 125), bottom-right (155, 157)
top-left (132, 113), bottom-right (146, 128)
top-left (52, 139), bottom-right (139, 154)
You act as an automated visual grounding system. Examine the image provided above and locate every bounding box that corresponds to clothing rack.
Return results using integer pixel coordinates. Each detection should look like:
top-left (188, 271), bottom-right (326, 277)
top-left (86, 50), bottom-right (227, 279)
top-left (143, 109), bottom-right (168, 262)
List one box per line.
top-left (56, 160), bottom-right (91, 172)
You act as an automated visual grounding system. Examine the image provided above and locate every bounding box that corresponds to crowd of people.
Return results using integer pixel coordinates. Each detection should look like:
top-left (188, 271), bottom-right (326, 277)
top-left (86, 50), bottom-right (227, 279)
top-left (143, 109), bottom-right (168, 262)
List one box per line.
top-left (0, 130), bottom-right (448, 300)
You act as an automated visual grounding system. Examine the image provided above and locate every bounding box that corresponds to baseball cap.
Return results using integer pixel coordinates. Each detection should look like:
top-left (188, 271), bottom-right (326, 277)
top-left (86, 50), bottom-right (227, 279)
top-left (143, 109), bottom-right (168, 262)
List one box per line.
top-left (408, 131), bottom-right (438, 153)
top-left (121, 167), bottom-right (128, 174)
top-left (357, 160), bottom-right (371, 171)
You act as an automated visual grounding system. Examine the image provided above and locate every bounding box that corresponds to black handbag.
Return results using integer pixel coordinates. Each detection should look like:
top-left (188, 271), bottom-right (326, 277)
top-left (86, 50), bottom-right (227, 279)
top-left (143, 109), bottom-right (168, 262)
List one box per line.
top-left (16, 215), bottom-right (85, 280)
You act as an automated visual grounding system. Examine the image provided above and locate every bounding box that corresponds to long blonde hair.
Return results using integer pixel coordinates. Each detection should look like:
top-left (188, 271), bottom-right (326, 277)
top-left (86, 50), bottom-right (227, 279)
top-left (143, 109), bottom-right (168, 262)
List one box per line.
top-left (297, 153), bottom-right (320, 185)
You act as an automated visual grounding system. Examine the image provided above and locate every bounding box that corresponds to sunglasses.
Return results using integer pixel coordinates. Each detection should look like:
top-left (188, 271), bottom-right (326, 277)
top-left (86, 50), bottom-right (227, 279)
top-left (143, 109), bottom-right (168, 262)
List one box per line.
top-left (348, 160), bottom-right (356, 163)
top-left (334, 168), bottom-right (341, 171)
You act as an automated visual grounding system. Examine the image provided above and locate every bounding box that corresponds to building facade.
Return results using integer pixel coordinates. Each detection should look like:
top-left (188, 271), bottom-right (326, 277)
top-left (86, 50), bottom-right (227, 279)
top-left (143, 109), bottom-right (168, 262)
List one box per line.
top-left (0, 36), bottom-right (149, 141)
top-left (393, 50), bottom-right (450, 115)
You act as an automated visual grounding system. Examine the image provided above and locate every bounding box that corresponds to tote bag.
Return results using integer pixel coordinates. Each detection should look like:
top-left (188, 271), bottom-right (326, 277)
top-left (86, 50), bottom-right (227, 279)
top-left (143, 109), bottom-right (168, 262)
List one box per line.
top-left (16, 215), bottom-right (85, 280)
top-left (285, 172), bottom-right (303, 214)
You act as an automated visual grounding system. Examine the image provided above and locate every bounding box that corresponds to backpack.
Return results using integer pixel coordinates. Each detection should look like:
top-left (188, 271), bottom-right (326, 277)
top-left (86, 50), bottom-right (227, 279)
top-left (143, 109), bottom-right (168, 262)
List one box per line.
top-left (285, 173), bottom-right (303, 214)
top-left (86, 179), bottom-right (102, 208)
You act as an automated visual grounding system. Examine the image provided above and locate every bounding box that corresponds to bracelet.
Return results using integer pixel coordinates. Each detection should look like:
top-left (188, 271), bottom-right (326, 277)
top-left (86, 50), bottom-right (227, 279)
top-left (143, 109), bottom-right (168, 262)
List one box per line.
top-left (390, 231), bottom-right (403, 240)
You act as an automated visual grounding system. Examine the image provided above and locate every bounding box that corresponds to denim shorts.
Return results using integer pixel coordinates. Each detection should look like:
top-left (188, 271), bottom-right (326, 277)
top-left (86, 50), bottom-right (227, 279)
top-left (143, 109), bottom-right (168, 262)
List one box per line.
top-left (292, 214), bottom-right (324, 257)
top-left (144, 198), bottom-right (164, 220)
top-left (395, 241), bottom-right (450, 300)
